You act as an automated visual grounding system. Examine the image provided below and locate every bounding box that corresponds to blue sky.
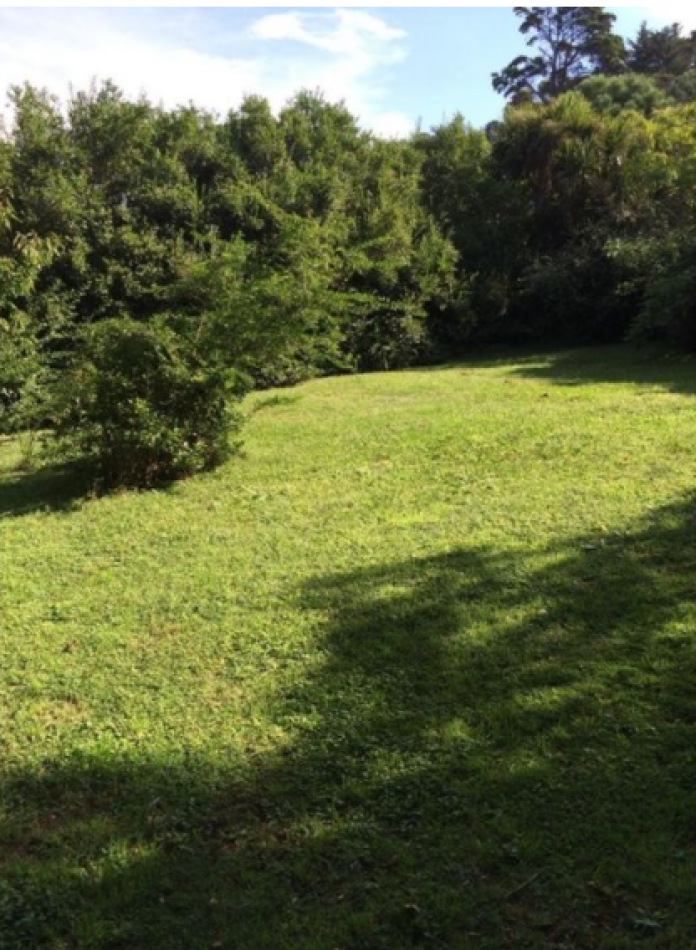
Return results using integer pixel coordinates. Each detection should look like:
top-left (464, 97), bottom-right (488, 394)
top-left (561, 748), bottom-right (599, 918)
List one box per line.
top-left (1, 6), bottom-right (693, 135)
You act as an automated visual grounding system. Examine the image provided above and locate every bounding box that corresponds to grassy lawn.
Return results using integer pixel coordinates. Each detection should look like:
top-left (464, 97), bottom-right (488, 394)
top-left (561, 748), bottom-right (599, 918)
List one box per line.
top-left (1, 346), bottom-right (694, 950)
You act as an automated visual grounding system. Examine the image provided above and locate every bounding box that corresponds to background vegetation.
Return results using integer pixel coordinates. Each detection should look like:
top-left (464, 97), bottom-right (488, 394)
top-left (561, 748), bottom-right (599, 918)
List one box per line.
top-left (1, 7), bottom-right (694, 484)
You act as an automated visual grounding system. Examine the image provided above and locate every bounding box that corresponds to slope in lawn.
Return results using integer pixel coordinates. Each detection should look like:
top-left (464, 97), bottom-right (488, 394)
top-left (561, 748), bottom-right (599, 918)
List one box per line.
top-left (1, 347), bottom-right (694, 949)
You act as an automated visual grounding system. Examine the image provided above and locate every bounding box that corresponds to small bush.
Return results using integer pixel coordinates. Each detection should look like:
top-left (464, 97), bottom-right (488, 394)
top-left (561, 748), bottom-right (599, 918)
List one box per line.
top-left (51, 318), bottom-right (245, 488)
top-left (342, 296), bottom-right (429, 372)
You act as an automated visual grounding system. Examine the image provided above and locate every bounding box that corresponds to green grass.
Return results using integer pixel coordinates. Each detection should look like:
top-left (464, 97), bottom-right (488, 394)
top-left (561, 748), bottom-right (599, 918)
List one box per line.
top-left (1, 346), bottom-right (694, 950)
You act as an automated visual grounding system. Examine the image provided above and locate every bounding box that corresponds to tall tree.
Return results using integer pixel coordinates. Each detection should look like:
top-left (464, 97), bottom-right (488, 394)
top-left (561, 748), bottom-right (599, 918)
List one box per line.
top-left (492, 7), bottom-right (625, 103)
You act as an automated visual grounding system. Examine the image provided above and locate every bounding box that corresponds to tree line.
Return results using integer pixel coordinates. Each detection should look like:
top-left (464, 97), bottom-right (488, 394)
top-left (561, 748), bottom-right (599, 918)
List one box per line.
top-left (1, 7), bottom-right (694, 485)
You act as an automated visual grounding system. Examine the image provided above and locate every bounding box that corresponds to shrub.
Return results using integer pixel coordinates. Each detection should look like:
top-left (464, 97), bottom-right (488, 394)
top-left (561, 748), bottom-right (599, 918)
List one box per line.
top-left (51, 317), bottom-right (245, 487)
top-left (341, 295), bottom-right (430, 372)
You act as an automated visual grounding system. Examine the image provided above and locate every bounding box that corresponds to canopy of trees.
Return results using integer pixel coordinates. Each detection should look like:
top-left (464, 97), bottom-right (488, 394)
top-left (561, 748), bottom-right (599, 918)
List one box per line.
top-left (1, 7), bottom-right (694, 484)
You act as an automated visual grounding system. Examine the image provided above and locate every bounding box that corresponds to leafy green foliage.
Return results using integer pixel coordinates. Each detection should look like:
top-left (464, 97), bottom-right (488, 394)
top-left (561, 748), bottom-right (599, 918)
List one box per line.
top-left (628, 22), bottom-right (695, 80)
top-left (623, 232), bottom-right (696, 349)
top-left (579, 73), bottom-right (675, 116)
top-left (431, 92), bottom-right (696, 346)
top-left (480, 10), bottom-right (694, 348)
top-left (0, 147), bottom-right (57, 434)
top-left (1, 82), bottom-right (458, 478)
top-left (50, 318), bottom-right (244, 487)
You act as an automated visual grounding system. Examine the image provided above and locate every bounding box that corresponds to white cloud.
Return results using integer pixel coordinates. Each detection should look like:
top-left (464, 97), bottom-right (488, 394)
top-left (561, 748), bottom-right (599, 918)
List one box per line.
top-left (0, 7), bottom-right (413, 138)
top-left (250, 10), bottom-right (406, 59)
top-left (248, 9), bottom-right (410, 135)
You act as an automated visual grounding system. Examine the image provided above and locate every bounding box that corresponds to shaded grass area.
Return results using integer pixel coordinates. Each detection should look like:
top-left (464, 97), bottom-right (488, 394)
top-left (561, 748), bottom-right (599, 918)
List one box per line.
top-left (1, 347), bottom-right (694, 949)
top-left (434, 344), bottom-right (696, 395)
top-left (0, 468), bottom-right (89, 520)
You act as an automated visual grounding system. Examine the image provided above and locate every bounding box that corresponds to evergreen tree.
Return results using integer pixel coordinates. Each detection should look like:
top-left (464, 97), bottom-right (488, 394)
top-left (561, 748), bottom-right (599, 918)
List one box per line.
top-left (628, 22), bottom-right (695, 77)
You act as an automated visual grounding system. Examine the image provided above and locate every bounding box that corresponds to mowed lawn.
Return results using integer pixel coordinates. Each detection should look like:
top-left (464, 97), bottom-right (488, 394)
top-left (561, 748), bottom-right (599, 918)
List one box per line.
top-left (1, 347), bottom-right (694, 950)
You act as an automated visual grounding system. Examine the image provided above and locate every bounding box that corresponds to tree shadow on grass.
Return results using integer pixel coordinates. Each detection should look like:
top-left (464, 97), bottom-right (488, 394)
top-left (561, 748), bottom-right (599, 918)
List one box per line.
top-left (0, 462), bottom-right (94, 519)
top-left (1, 496), bottom-right (694, 949)
top-left (401, 345), bottom-right (696, 395)
top-left (504, 346), bottom-right (696, 395)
